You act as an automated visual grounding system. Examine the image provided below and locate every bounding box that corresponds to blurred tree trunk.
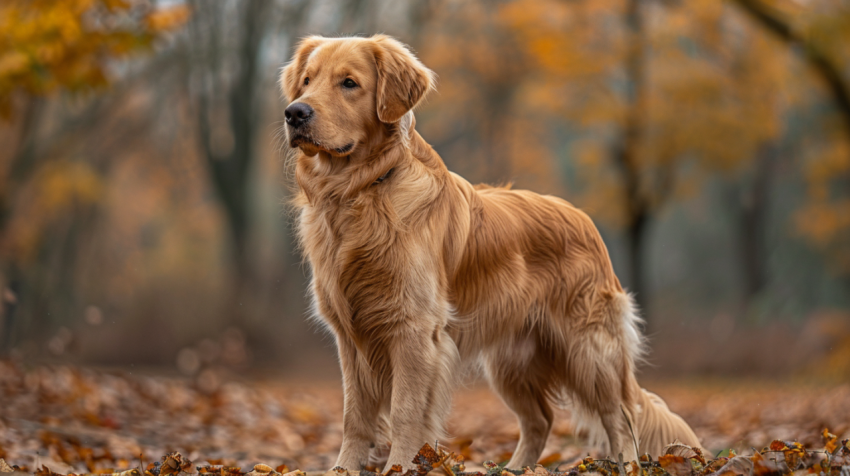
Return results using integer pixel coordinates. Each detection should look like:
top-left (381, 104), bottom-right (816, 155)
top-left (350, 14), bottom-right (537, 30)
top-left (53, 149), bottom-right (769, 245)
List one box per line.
top-left (475, 19), bottom-right (528, 185)
top-left (481, 82), bottom-right (517, 183)
top-left (730, 143), bottom-right (778, 308)
top-left (190, 0), bottom-right (311, 330)
top-left (194, 0), bottom-right (270, 291)
top-left (0, 97), bottom-right (44, 353)
top-left (0, 98), bottom-right (45, 247)
top-left (615, 0), bottom-right (651, 319)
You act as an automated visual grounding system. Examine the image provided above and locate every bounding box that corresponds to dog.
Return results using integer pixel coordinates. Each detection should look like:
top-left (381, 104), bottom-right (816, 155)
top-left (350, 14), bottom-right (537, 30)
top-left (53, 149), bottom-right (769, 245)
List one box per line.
top-left (280, 34), bottom-right (702, 472)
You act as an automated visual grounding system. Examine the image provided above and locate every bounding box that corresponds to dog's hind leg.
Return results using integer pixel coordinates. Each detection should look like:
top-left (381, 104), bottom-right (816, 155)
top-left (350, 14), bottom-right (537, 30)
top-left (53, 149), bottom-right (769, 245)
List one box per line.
top-left (564, 292), bottom-right (644, 461)
top-left (568, 350), bottom-right (639, 461)
top-left (484, 337), bottom-right (555, 470)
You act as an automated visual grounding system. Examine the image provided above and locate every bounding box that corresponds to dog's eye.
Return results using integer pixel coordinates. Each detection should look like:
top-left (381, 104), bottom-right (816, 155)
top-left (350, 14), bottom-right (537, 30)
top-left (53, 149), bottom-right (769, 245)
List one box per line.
top-left (304, 77), bottom-right (309, 86)
top-left (342, 78), bottom-right (357, 89)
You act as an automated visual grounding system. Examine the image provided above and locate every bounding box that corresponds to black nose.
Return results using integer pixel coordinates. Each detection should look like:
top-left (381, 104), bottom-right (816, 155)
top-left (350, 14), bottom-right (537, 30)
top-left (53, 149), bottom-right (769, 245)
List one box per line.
top-left (285, 102), bottom-right (314, 128)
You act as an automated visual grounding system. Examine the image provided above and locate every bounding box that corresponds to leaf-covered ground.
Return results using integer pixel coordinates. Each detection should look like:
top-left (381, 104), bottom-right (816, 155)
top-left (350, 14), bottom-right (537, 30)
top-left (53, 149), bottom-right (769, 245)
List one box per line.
top-left (0, 361), bottom-right (848, 476)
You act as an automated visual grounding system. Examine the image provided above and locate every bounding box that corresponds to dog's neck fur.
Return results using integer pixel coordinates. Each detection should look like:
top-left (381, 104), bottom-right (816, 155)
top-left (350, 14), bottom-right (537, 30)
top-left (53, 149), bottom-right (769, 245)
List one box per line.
top-left (294, 115), bottom-right (449, 208)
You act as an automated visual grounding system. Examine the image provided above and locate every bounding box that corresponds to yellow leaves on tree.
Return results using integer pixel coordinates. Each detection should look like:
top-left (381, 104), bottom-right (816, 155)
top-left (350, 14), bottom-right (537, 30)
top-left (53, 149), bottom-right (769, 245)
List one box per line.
top-left (499, 0), bottom-right (616, 82)
top-left (145, 6), bottom-right (192, 32)
top-left (498, 0), bottom-right (850, 280)
top-left (37, 160), bottom-right (104, 211)
top-left (501, 0), bottom-right (792, 222)
top-left (0, 0), bottom-right (190, 118)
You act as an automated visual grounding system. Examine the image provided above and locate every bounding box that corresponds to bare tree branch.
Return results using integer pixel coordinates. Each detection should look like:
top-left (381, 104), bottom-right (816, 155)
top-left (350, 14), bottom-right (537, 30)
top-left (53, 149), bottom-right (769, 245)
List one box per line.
top-left (730, 0), bottom-right (850, 139)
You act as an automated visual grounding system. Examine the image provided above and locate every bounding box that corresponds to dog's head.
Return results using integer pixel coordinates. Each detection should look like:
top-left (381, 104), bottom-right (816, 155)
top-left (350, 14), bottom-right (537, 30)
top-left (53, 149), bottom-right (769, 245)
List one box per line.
top-left (280, 35), bottom-right (435, 158)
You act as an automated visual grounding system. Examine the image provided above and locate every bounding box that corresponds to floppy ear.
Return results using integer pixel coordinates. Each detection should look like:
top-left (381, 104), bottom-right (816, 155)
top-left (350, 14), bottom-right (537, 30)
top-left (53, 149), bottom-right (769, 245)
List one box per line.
top-left (371, 35), bottom-right (436, 123)
top-left (280, 36), bottom-right (325, 102)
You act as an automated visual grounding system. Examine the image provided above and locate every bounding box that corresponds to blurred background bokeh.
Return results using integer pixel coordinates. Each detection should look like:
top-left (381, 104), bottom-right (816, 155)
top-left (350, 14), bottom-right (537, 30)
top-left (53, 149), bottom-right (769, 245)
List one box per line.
top-left (1, 0), bottom-right (849, 381)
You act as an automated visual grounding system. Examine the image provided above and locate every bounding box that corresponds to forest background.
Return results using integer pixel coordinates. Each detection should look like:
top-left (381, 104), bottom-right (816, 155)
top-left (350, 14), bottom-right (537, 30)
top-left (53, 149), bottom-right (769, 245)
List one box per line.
top-left (1, 0), bottom-right (849, 382)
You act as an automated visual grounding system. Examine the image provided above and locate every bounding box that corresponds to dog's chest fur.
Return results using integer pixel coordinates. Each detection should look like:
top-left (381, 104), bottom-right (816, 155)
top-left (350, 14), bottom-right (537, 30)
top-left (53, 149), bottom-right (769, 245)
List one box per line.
top-left (295, 155), bottom-right (457, 345)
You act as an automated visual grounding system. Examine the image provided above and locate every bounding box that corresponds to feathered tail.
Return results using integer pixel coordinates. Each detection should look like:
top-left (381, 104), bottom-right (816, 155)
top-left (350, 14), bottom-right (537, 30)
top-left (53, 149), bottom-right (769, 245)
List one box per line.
top-left (633, 388), bottom-right (705, 456)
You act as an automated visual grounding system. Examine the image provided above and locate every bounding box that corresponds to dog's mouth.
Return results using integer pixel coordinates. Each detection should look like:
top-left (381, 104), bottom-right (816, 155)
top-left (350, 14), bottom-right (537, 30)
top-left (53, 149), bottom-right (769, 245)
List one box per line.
top-left (290, 134), bottom-right (354, 157)
top-left (289, 134), bottom-right (312, 149)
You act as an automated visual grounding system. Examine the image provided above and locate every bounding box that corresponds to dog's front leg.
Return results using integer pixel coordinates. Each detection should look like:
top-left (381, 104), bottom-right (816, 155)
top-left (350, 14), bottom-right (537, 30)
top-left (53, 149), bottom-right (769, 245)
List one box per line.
top-left (383, 325), bottom-right (456, 472)
top-left (335, 337), bottom-right (384, 471)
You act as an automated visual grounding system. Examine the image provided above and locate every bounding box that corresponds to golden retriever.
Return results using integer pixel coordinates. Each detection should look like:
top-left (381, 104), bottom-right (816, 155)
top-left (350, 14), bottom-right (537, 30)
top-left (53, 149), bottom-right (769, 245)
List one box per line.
top-left (280, 34), bottom-right (701, 472)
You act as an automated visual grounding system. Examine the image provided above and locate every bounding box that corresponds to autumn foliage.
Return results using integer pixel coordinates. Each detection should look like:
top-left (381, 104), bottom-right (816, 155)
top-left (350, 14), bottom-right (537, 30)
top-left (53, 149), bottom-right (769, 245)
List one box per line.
top-left (0, 0), bottom-right (189, 118)
top-left (0, 4), bottom-right (850, 467)
top-left (1, 426), bottom-right (850, 476)
top-left (1, 361), bottom-right (849, 474)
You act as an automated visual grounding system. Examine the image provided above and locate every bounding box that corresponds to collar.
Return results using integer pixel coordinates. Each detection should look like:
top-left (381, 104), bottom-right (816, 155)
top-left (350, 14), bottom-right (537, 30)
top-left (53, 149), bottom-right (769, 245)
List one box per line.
top-left (373, 167), bottom-right (395, 186)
